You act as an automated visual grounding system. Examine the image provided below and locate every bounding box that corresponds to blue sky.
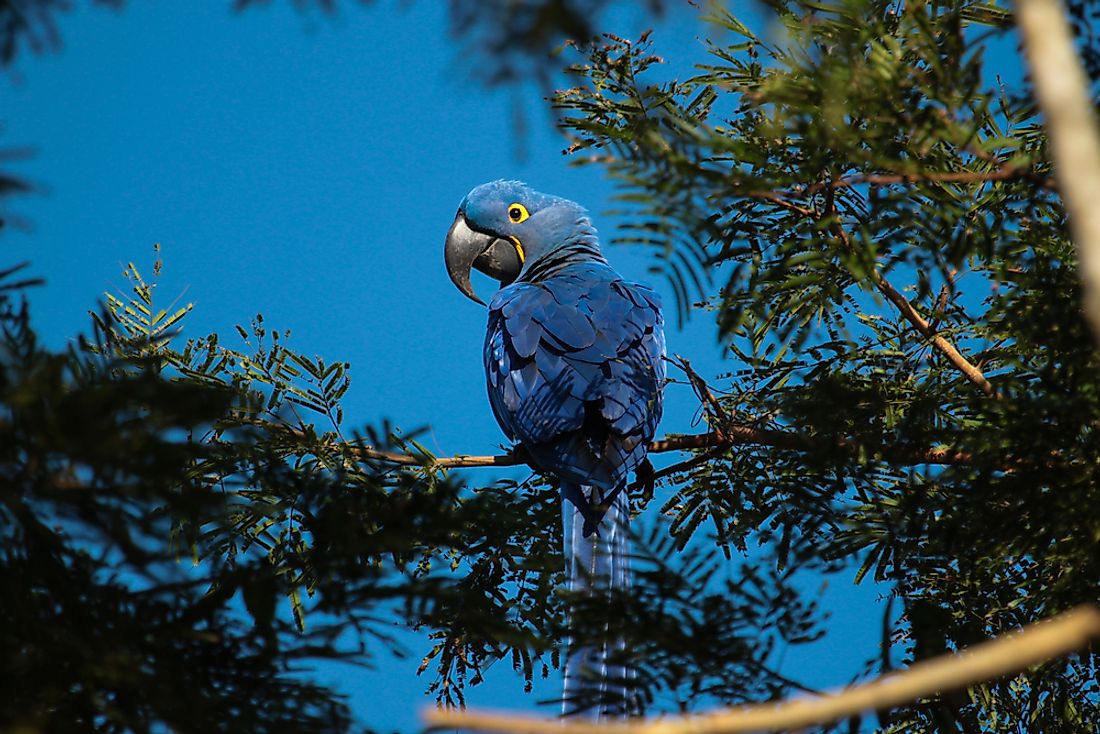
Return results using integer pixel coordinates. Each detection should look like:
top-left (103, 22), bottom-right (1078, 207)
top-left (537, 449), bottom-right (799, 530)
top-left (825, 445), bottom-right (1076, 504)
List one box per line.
top-left (2, 1), bottom-right (1022, 730)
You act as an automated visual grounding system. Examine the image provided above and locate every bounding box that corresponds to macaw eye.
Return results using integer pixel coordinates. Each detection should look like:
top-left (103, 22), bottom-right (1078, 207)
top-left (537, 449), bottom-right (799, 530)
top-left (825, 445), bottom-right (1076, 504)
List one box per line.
top-left (507, 203), bottom-right (530, 223)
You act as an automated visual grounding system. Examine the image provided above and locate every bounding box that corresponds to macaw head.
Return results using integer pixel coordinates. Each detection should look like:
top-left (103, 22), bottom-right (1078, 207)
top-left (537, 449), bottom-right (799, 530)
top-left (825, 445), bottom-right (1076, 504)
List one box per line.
top-left (444, 180), bottom-right (596, 304)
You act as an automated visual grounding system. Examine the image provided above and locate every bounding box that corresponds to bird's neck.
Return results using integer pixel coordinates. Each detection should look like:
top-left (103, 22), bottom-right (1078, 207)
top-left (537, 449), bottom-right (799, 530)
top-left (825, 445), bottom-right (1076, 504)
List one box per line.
top-left (520, 232), bottom-right (608, 283)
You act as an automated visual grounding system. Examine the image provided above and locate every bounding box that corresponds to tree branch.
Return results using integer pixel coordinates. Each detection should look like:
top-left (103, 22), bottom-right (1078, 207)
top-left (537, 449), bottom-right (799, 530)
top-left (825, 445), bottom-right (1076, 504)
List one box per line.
top-left (348, 427), bottom-right (973, 470)
top-left (743, 163), bottom-right (1052, 206)
top-left (804, 163), bottom-right (1054, 194)
top-left (751, 191), bottom-right (817, 217)
top-left (350, 445), bottom-right (527, 469)
top-left (1016, 0), bottom-right (1100, 341)
top-left (747, 179), bottom-right (1001, 397)
top-left (827, 208), bottom-right (999, 398)
top-left (867, 257), bottom-right (998, 397)
top-left (424, 605), bottom-right (1100, 734)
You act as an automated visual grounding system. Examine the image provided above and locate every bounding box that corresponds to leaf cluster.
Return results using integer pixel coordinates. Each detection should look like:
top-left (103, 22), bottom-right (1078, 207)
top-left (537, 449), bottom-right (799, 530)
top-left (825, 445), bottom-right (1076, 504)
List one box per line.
top-left (7, 0), bottom-right (1100, 729)
top-left (3, 253), bottom-right (824, 728)
top-left (0, 262), bottom-right (354, 732)
top-left (0, 258), bottom-right (560, 730)
top-left (552, 0), bottom-right (1100, 730)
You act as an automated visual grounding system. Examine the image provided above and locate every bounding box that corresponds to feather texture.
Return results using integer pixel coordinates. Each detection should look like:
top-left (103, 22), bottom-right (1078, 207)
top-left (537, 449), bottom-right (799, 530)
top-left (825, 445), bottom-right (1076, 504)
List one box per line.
top-left (485, 263), bottom-right (664, 495)
top-left (458, 180), bottom-right (664, 717)
top-left (485, 261), bottom-right (664, 717)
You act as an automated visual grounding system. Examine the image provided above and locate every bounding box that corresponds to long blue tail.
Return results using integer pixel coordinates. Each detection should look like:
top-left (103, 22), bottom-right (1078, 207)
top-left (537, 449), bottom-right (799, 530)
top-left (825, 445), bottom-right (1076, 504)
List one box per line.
top-left (561, 483), bottom-right (632, 719)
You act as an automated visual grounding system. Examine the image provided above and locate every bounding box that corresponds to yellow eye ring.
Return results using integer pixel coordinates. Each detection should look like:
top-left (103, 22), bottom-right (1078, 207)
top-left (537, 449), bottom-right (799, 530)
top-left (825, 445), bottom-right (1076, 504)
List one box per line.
top-left (507, 203), bottom-right (530, 223)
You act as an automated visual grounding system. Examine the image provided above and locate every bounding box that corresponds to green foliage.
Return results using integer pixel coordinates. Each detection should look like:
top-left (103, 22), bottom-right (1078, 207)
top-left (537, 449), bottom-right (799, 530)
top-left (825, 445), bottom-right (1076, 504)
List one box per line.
top-left (6, 0), bottom-right (1100, 731)
top-left (0, 263), bottom-right (355, 732)
top-left (3, 255), bottom-right (818, 729)
top-left (552, 0), bottom-right (1100, 730)
top-left (0, 258), bottom-right (531, 729)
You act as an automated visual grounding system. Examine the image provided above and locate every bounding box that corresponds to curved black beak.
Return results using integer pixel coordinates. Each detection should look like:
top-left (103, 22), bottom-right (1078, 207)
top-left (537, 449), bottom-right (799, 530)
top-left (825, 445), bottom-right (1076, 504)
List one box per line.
top-left (444, 212), bottom-right (522, 305)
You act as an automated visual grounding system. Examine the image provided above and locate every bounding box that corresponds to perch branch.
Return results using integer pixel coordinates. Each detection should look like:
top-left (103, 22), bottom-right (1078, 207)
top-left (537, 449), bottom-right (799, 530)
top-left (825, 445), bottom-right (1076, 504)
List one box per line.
top-left (424, 605), bottom-right (1100, 734)
top-left (348, 427), bottom-right (972, 470)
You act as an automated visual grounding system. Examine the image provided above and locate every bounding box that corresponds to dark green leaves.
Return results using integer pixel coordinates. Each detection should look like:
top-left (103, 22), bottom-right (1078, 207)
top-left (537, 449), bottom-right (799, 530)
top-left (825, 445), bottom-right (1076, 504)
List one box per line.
top-left (554, 0), bottom-right (1100, 729)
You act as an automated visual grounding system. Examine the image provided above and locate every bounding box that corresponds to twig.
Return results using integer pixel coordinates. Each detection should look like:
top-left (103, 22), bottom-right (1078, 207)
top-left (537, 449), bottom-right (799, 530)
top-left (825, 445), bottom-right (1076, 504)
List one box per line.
top-left (733, 154), bottom-right (1054, 397)
top-left (1017, 0), bottom-right (1100, 341)
top-left (670, 356), bottom-right (733, 431)
top-left (826, 210), bottom-right (998, 398)
top-left (649, 452), bottom-right (714, 482)
top-left (738, 177), bottom-right (1001, 397)
top-left (423, 605), bottom-right (1100, 734)
top-left (868, 260), bottom-right (997, 397)
top-left (349, 445), bottom-right (527, 469)
top-left (751, 192), bottom-right (817, 217)
top-left (803, 163), bottom-right (1054, 194)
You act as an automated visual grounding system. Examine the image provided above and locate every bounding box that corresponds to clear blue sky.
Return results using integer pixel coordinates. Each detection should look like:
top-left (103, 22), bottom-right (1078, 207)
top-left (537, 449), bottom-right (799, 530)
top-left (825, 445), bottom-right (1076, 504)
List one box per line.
top-left (3, 1), bottom-right (1031, 730)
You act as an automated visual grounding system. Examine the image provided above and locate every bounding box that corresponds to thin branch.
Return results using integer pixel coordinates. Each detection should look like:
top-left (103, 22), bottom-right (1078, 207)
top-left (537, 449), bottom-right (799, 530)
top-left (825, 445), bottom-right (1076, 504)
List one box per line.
top-left (423, 605), bottom-right (1100, 734)
top-left (1016, 0), bottom-right (1100, 341)
top-left (871, 264), bottom-right (997, 397)
top-left (750, 191), bottom-right (817, 217)
top-left (347, 444), bottom-right (528, 469)
top-left (347, 427), bottom-right (973, 470)
top-left (804, 163), bottom-right (1054, 194)
top-left (827, 209), bottom-right (999, 398)
top-left (740, 163), bottom-right (1052, 205)
top-left (740, 175), bottom-right (1001, 397)
top-left (670, 356), bottom-right (733, 431)
top-left (633, 448), bottom-right (718, 488)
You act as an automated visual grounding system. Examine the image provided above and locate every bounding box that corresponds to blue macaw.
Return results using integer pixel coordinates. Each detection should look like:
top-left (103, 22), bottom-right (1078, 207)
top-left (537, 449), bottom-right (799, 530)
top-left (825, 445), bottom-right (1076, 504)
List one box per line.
top-left (444, 180), bottom-right (665, 718)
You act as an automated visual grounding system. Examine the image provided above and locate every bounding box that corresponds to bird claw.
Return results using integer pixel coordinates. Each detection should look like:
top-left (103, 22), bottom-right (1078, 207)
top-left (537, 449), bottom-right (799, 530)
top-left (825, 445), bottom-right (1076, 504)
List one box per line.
top-left (632, 457), bottom-right (656, 506)
top-left (508, 444), bottom-right (539, 471)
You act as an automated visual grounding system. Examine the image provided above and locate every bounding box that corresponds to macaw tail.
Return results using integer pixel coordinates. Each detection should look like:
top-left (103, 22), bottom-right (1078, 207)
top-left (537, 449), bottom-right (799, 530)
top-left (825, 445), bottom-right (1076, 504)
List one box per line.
top-left (561, 483), bottom-right (633, 719)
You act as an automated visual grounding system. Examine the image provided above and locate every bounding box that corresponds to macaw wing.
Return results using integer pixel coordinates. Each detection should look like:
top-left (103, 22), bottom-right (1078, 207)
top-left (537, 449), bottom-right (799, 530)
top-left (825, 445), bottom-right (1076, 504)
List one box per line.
top-left (485, 270), bottom-right (664, 486)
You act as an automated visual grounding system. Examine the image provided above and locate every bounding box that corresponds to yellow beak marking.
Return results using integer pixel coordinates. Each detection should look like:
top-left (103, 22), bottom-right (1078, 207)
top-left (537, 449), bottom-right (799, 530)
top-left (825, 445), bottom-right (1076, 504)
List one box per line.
top-left (509, 236), bottom-right (525, 264)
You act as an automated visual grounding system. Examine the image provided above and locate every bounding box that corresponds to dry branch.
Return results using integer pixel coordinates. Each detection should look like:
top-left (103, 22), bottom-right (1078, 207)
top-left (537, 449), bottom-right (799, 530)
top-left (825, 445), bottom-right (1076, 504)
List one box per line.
top-left (1016, 0), bottom-right (1100, 340)
top-left (750, 191), bottom-right (817, 217)
top-left (869, 265), bottom-right (997, 397)
top-left (424, 605), bottom-right (1100, 734)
